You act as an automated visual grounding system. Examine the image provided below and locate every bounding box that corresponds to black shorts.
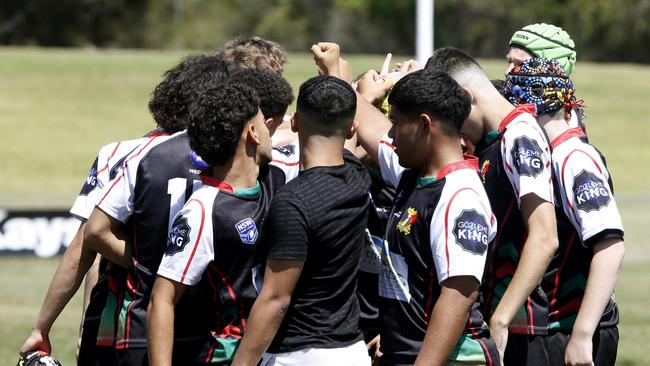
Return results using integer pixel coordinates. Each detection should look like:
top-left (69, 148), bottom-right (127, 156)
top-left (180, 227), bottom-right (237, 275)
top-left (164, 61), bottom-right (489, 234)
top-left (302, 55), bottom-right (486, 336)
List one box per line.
top-left (545, 327), bottom-right (618, 366)
top-left (504, 333), bottom-right (549, 366)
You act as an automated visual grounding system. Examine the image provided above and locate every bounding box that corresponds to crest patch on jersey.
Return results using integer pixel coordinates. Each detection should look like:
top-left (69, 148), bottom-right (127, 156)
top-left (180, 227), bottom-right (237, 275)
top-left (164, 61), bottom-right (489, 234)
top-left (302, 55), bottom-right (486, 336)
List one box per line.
top-left (396, 207), bottom-right (417, 235)
top-left (235, 218), bottom-right (258, 245)
top-left (510, 136), bottom-right (544, 177)
top-left (453, 209), bottom-right (489, 255)
top-left (273, 144), bottom-right (296, 157)
top-left (166, 216), bottom-right (192, 256)
top-left (573, 170), bottom-right (611, 212)
top-left (480, 160), bottom-right (491, 184)
top-left (79, 158), bottom-right (99, 196)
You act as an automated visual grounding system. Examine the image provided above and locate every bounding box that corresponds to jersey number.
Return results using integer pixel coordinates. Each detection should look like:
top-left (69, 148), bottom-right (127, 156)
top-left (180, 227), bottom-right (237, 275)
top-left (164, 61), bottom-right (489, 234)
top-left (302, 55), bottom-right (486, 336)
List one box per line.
top-left (167, 178), bottom-right (202, 230)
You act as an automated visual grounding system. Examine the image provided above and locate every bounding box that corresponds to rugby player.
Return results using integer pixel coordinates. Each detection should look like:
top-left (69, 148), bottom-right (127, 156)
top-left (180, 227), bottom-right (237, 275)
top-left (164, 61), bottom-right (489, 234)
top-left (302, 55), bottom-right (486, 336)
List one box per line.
top-left (426, 47), bottom-right (559, 365)
top-left (232, 65), bottom-right (371, 365)
top-left (505, 57), bottom-right (624, 366)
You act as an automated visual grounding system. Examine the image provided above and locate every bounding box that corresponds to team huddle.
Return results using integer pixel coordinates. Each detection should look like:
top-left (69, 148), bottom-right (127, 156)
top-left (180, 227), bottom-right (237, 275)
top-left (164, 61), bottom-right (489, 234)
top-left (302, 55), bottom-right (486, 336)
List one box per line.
top-left (19, 23), bottom-right (624, 366)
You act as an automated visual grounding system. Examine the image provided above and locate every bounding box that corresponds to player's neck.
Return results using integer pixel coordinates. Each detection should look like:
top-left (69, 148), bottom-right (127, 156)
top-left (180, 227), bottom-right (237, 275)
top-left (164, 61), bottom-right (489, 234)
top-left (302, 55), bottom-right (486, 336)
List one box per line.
top-left (483, 95), bottom-right (515, 133)
top-left (298, 134), bottom-right (345, 170)
top-left (421, 138), bottom-right (464, 178)
top-left (537, 112), bottom-right (570, 142)
top-left (211, 153), bottom-right (259, 191)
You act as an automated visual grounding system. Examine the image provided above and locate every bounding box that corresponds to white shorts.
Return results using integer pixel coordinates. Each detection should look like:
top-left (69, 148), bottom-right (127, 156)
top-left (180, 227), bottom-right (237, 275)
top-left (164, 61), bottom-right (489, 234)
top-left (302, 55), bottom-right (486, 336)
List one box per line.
top-left (261, 340), bottom-right (371, 366)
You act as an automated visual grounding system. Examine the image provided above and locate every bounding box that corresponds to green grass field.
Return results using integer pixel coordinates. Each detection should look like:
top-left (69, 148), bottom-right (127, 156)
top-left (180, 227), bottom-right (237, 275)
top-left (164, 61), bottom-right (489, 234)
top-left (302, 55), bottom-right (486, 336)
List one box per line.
top-left (0, 47), bottom-right (648, 365)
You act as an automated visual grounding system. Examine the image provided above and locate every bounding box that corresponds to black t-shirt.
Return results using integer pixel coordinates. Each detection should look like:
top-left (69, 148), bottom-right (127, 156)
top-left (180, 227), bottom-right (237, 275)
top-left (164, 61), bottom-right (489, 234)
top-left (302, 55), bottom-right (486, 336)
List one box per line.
top-left (265, 150), bottom-right (371, 353)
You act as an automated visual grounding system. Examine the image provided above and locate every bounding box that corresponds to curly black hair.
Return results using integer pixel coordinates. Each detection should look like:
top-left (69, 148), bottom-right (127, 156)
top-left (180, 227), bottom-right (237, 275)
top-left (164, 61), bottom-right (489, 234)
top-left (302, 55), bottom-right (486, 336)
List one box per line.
top-left (230, 68), bottom-right (293, 119)
top-left (149, 54), bottom-right (231, 133)
top-left (187, 82), bottom-right (260, 166)
top-left (388, 69), bottom-right (471, 136)
top-left (296, 75), bottom-right (356, 133)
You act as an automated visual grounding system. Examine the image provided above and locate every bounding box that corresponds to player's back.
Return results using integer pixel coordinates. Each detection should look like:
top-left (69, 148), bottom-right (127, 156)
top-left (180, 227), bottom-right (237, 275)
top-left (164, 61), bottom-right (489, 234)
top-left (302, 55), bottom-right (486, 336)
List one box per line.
top-left (97, 131), bottom-right (204, 350)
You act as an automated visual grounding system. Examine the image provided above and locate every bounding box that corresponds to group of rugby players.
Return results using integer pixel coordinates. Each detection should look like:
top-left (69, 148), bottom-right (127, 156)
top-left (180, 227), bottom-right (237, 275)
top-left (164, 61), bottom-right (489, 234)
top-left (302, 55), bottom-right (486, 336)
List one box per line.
top-left (19, 23), bottom-right (624, 366)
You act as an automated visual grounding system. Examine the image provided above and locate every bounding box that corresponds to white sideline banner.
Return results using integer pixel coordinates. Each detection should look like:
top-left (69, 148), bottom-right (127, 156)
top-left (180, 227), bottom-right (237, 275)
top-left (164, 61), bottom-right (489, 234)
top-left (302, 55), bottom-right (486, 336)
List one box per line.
top-left (0, 209), bottom-right (79, 257)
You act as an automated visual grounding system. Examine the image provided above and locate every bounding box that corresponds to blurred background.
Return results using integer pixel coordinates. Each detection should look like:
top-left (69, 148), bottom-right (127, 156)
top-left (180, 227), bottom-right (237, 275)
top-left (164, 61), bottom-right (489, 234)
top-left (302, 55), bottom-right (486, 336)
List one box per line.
top-left (0, 1), bottom-right (648, 365)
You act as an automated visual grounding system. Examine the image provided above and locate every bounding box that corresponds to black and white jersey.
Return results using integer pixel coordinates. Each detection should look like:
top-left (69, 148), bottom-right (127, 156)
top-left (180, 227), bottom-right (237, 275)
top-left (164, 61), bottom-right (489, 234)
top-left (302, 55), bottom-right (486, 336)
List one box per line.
top-left (271, 139), bottom-right (300, 180)
top-left (70, 137), bottom-right (153, 220)
top-left (377, 137), bottom-right (497, 366)
top-left (157, 168), bottom-right (284, 364)
top-left (94, 130), bottom-right (297, 351)
top-left (358, 167), bottom-right (395, 341)
top-left (543, 127), bottom-right (623, 332)
top-left (477, 104), bottom-right (554, 336)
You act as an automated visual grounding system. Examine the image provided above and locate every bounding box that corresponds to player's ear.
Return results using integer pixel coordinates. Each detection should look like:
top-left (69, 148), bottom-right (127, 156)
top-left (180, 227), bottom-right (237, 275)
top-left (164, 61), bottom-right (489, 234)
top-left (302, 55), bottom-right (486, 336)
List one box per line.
top-left (290, 112), bottom-right (299, 133)
top-left (419, 113), bottom-right (432, 134)
top-left (463, 87), bottom-right (477, 106)
top-left (346, 119), bottom-right (359, 139)
top-left (247, 122), bottom-right (261, 146)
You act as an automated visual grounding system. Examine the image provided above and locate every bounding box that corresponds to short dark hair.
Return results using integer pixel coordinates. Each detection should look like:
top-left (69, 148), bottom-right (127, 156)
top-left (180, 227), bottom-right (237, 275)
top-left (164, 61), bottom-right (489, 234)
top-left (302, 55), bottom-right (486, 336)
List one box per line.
top-left (296, 75), bottom-right (356, 136)
top-left (388, 69), bottom-right (471, 136)
top-left (217, 35), bottom-right (287, 74)
top-left (425, 47), bottom-right (482, 75)
top-left (187, 82), bottom-right (259, 166)
top-left (230, 68), bottom-right (293, 119)
top-left (149, 54), bottom-right (231, 133)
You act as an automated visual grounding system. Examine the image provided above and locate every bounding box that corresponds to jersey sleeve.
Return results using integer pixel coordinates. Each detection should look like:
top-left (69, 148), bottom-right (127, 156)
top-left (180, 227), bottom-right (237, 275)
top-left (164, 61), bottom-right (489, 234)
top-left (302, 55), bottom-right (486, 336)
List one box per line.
top-left (430, 185), bottom-right (496, 284)
top-left (502, 120), bottom-right (554, 206)
top-left (70, 156), bottom-right (100, 220)
top-left (558, 148), bottom-right (624, 246)
top-left (96, 157), bottom-right (138, 223)
top-left (377, 135), bottom-right (406, 188)
top-left (265, 190), bottom-right (310, 261)
top-left (157, 195), bottom-right (215, 286)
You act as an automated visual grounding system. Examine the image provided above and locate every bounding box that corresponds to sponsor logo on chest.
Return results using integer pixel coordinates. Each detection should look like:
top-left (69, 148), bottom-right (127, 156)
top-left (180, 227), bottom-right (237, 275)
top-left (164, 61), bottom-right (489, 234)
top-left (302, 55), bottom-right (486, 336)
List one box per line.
top-left (572, 170), bottom-right (611, 212)
top-left (453, 209), bottom-right (489, 255)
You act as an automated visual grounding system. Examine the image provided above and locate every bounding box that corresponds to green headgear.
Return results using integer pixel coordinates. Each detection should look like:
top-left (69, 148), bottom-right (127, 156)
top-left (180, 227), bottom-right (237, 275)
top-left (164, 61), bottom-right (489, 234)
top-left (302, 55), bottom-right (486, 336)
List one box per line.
top-left (510, 23), bottom-right (577, 76)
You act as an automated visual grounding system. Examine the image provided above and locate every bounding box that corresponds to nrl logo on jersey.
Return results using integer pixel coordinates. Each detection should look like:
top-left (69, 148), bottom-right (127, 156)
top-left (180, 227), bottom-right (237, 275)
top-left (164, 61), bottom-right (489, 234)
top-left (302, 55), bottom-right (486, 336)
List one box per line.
top-left (166, 216), bottom-right (191, 256)
top-left (235, 218), bottom-right (258, 245)
top-left (79, 159), bottom-right (99, 196)
top-left (453, 209), bottom-right (489, 255)
top-left (273, 144), bottom-right (296, 157)
top-left (510, 136), bottom-right (544, 177)
top-left (396, 207), bottom-right (417, 235)
top-left (573, 170), bottom-right (611, 212)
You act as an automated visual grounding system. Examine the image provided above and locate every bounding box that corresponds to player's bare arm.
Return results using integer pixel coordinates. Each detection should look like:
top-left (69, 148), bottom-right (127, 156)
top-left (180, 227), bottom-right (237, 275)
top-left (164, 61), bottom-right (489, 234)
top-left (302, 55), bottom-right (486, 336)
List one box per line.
top-left (148, 276), bottom-right (186, 366)
top-left (489, 193), bottom-right (558, 362)
top-left (415, 276), bottom-right (479, 366)
top-left (352, 89), bottom-right (392, 165)
top-left (84, 206), bottom-right (133, 268)
top-left (565, 237), bottom-right (624, 366)
top-left (311, 42), bottom-right (341, 78)
top-left (231, 259), bottom-right (304, 366)
top-left (20, 220), bottom-right (97, 355)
